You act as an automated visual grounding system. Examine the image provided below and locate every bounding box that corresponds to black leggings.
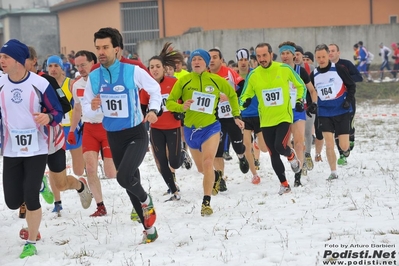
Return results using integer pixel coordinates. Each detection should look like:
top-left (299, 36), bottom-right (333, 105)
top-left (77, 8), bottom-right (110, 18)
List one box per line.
top-left (216, 118), bottom-right (245, 157)
top-left (336, 98), bottom-right (356, 154)
top-left (3, 154), bottom-right (47, 211)
top-left (150, 127), bottom-right (182, 193)
top-left (107, 123), bottom-right (149, 228)
top-left (261, 122), bottom-right (291, 183)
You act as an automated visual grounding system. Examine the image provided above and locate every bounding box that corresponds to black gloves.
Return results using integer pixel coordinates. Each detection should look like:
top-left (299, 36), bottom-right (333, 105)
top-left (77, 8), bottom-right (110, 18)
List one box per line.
top-left (242, 98), bottom-right (252, 108)
top-left (392, 56), bottom-right (397, 60)
top-left (306, 102), bottom-right (317, 117)
top-left (172, 112), bottom-right (185, 121)
top-left (342, 96), bottom-right (352, 109)
top-left (295, 101), bottom-right (304, 112)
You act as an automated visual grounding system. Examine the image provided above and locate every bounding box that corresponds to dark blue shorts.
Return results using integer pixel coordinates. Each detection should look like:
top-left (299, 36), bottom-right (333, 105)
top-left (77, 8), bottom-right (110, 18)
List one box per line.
top-left (293, 109), bottom-right (306, 123)
top-left (184, 121), bottom-right (221, 151)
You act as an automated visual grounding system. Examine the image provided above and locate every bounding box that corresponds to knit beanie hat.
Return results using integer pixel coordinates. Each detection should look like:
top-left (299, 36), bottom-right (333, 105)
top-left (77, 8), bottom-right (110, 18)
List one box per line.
top-left (47, 55), bottom-right (63, 67)
top-left (189, 49), bottom-right (211, 66)
top-left (303, 51), bottom-right (314, 62)
top-left (236, 48), bottom-right (250, 61)
top-left (0, 39), bottom-right (30, 66)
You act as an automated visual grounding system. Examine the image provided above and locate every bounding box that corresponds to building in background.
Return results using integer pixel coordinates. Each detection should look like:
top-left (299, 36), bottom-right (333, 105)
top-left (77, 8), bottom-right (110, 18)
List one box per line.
top-left (50, 0), bottom-right (399, 60)
top-left (0, 8), bottom-right (59, 66)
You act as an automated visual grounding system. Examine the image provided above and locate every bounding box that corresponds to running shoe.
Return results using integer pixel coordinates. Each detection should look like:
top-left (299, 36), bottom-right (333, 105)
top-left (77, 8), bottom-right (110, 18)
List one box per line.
top-left (212, 170), bottom-right (222, 196)
top-left (40, 175), bottom-right (54, 204)
top-left (78, 177), bottom-right (92, 209)
top-left (337, 155), bottom-right (347, 166)
top-left (19, 243), bottom-right (37, 259)
top-left (288, 149), bottom-right (301, 173)
top-left (142, 194), bottom-right (156, 228)
top-left (201, 200), bottom-right (213, 216)
top-left (294, 172), bottom-right (302, 187)
top-left (327, 173), bottom-right (339, 181)
top-left (219, 177), bottom-right (227, 192)
top-left (141, 227), bottom-right (158, 244)
top-left (238, 156), bottom-right (249, 174)
top-left (131, 208), bottom-right (141, 223)
top-left (182, 149), bottom-right (192, 170)
top-left (90, 205), bottom-right (107, 217)
top-left (278, 185), bottom-right (291, 195)
top-left (304, 152), bottom-right (314, 170)
top-left (222, 151), bottom-right (232, 161)
top-left (251, 175), bottom-right (261, 185)
top-left (19, 228), bottom-right (41, 241)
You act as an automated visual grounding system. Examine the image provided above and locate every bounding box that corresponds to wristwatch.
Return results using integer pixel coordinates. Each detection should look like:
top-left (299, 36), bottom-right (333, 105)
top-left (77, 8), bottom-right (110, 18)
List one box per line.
top-left (148, 109), bottom-right (158, 115)
top-left (234, 115), bottom-right (242, 120)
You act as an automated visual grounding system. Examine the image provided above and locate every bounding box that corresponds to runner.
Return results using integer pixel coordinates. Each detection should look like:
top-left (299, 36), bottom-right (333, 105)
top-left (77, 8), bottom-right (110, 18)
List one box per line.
top-left (166, 49), bottom-right (244, 216)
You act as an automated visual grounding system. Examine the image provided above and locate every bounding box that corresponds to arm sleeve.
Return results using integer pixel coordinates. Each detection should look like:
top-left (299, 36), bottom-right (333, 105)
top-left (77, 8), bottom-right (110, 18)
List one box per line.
top-left (42, 73), bottom-right (71, 114)
top-left (166, 79), bottom-right (185, 113)
top-left (336, 64), bottom-right (356, 99)
top-left (219, 78), bottom-right (240, 117)
top-left (235, 79), bottom-right (246, 97)
top-left (134, 67), bottom-right (161, 112)
top-left (42, 84), bottom-right (63, 126)
top-left (341, 60), bottom-right (363, 82)
top-left (290, 67), bottom-right (306, 102)
top-left (239, 72), bottom-right (256, 109)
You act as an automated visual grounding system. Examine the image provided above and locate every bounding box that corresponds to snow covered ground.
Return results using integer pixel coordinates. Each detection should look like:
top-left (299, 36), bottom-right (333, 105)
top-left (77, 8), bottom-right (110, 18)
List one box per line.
top-left (0, 100), bottom-right (398, 266)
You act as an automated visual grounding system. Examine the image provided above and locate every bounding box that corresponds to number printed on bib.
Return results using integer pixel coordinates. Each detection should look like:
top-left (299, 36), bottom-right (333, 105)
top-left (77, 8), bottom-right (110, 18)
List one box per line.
top-left (10, 128), bottom-right (39, 155)
top-left (190, 91), bottom-right (216, 114)
top-left (100, 94), bottom-right (128, 118)
top-left (316, 82), bottom-right (337, 101)
top-left (218, 101), bottom-right (233, 118)
top-left (262, 87), bottom-right (283, 106)
top-left (161, 94), bottom-right (169, 112)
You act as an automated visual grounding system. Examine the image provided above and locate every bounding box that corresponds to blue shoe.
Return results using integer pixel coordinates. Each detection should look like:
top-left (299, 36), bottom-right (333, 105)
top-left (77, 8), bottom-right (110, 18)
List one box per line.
top-left (52, 202), bottom-right (63, 214)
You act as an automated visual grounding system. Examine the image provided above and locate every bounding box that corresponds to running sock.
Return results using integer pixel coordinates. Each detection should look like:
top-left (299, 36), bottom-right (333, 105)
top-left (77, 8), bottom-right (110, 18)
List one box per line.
top-left (97, 202), bottom-right (104, 207)
top-left (142, 195), bottom-right (150, 205)
top-left (146, 227), bottom-right (155, 234)
top-left (77, 181), bottom-right (84, 193)
top-left (203, 195), bottom-right (211, 205)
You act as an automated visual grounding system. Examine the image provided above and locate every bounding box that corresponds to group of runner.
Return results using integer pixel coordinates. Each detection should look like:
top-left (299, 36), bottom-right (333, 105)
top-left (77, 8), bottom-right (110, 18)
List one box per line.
top-left (0, 29), bottom-right (361, 258)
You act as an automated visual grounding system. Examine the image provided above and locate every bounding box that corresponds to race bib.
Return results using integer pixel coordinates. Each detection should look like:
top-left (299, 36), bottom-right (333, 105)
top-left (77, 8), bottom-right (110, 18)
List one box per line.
top-left (262, 87), bottom-right (283, 106)
top-left (161, 94), bottom-right (169, 112)
top-left (10, 128), bottom-right (39, 155)
top-left (190, 91), bottom-right (216, 114)
top-left (218, 101), bottom-right (233, 118)
top-left (316, 82), bottom-right (337, 101)
top-left (100, 94), bottom-right (128, 118)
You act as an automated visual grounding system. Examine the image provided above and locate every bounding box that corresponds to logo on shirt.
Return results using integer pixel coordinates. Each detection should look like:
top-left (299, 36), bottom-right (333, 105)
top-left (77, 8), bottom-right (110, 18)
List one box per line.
top-left (329, 78), bottom-right (335, 82)
top-left (100, 84), bottom-right (109, 93)
top-left (113, 85), bottom-right (125, 92)
top-left (205, 86), bottom-right (214, 93)
top-left (11, 88), bottom-right (23, 103)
